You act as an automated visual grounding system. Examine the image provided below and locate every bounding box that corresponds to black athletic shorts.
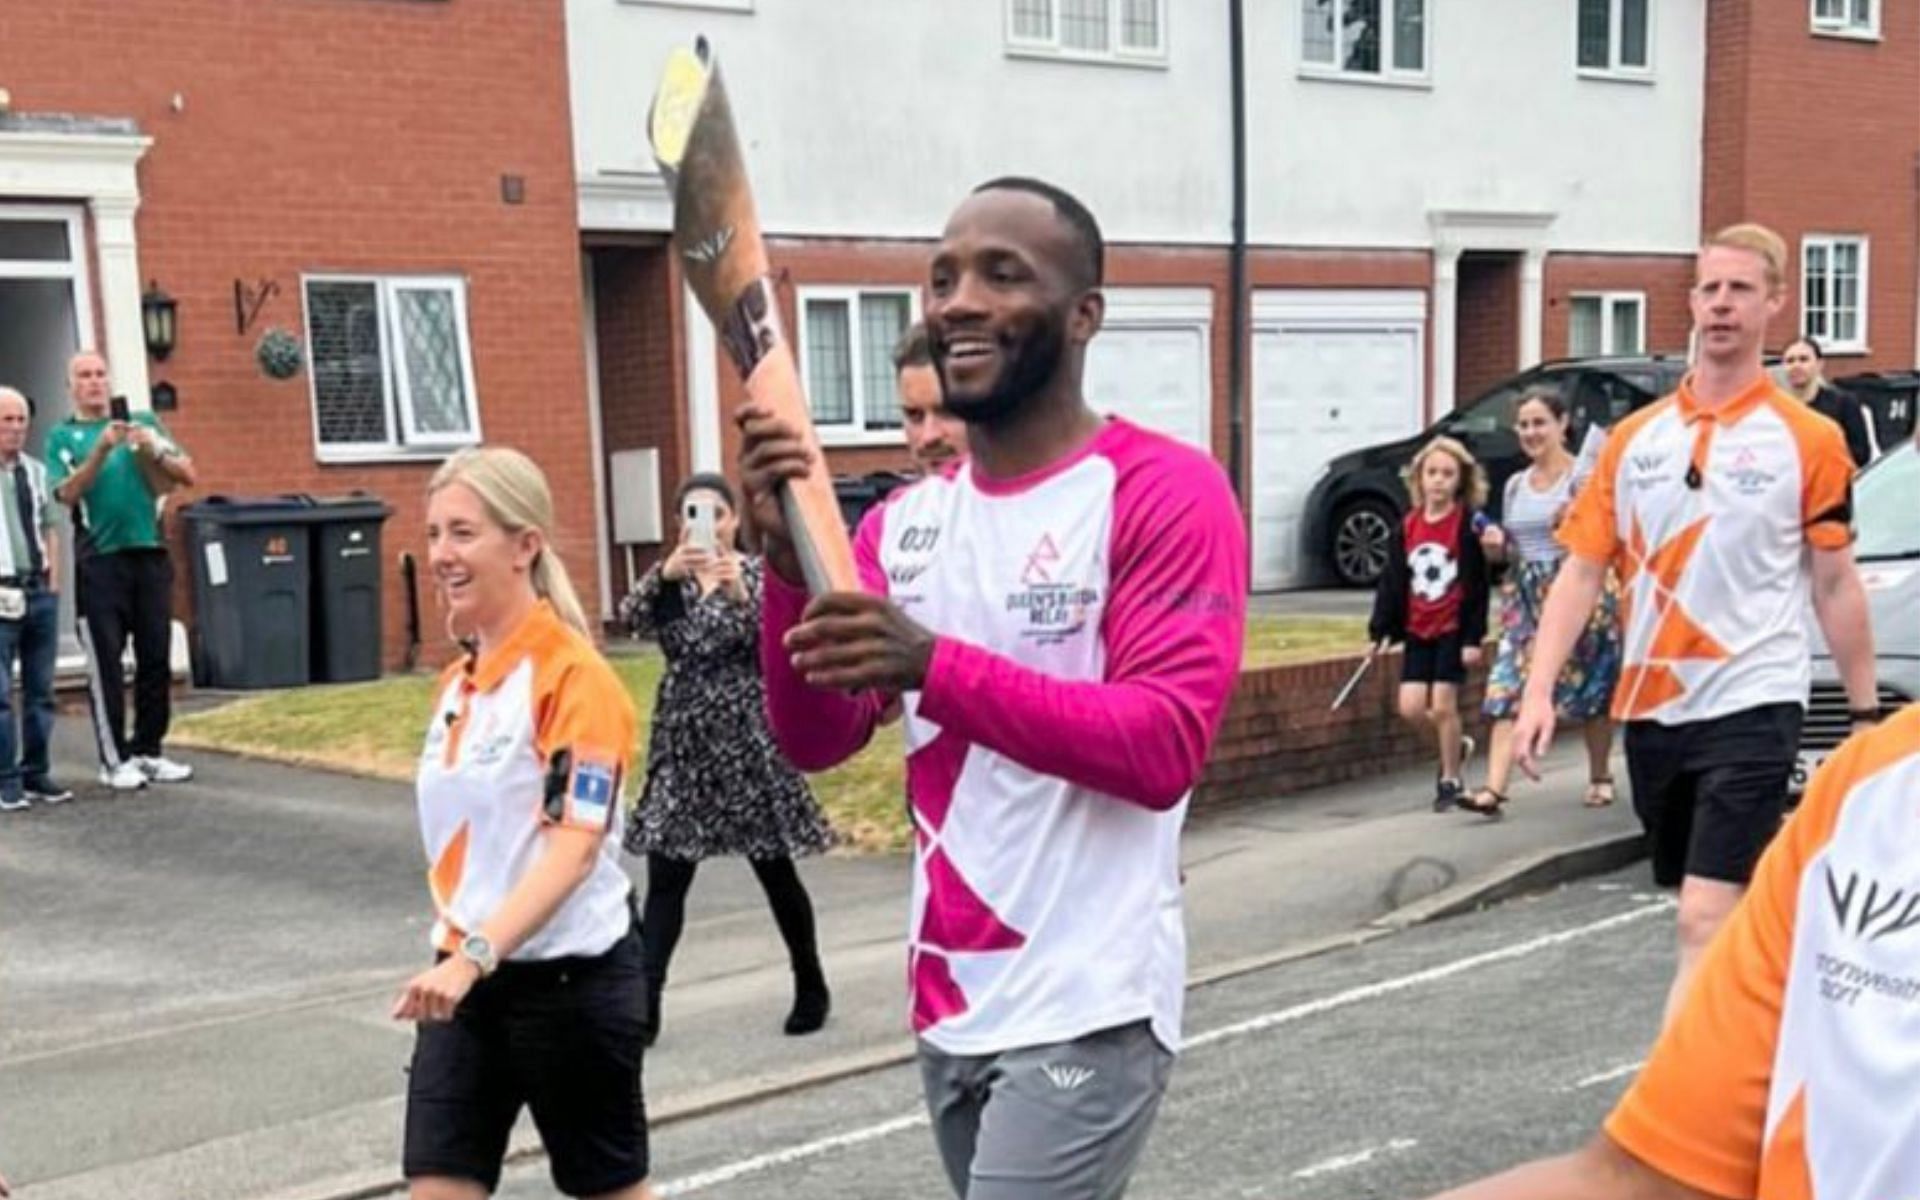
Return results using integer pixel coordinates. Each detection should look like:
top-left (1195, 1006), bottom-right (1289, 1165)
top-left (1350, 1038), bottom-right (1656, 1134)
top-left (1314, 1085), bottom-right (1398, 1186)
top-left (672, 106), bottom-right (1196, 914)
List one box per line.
top-left (403, 922), bottom-right (649, 1197)
top-left (1624, 703), bottom-right (1803, 888)
top-left (1401, 632), bottom-right (1467, 686)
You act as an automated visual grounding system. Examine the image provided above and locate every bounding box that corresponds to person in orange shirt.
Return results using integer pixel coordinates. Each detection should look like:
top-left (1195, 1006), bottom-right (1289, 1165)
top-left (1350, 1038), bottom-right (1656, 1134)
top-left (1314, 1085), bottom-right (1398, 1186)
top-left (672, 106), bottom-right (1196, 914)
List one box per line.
top-left (1428, 705), bottom-right (1920, 1199)
top-left (1512, 224), bottom-right (1878, 1026)
top-left (395, 447), bottom-right (654, 1200)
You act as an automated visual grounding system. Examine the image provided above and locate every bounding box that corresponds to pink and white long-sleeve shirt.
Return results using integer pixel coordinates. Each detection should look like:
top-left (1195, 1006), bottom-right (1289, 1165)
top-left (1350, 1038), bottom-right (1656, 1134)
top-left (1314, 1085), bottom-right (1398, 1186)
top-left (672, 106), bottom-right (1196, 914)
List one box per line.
top-left (762, 419), bottom-right (1247, 1056)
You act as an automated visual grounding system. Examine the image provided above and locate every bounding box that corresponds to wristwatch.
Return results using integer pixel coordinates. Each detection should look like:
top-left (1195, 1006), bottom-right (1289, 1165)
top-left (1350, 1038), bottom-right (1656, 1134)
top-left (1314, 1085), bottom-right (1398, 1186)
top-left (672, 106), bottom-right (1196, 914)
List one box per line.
top-left (458, 932), bottom-right (499, 977)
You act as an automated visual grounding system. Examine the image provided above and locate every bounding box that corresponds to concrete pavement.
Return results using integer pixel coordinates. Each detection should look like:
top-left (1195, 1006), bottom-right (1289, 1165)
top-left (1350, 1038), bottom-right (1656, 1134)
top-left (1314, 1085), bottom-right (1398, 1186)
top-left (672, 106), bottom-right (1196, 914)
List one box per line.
top-left (0, 719), bottom-right (1641, 1200)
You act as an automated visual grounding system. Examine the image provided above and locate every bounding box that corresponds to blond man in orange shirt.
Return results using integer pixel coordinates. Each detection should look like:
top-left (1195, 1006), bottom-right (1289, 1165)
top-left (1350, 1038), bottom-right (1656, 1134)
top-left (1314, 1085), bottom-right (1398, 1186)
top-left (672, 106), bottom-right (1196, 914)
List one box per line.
top-left (1512, 225), bottom-right (1877, 1026)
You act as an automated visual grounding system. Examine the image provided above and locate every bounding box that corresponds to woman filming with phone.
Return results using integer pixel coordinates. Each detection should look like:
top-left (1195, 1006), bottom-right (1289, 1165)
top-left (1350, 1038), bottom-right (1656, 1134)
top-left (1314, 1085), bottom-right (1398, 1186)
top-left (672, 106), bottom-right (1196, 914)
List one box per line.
top-left (620, 473), bottom-right (834, 1047)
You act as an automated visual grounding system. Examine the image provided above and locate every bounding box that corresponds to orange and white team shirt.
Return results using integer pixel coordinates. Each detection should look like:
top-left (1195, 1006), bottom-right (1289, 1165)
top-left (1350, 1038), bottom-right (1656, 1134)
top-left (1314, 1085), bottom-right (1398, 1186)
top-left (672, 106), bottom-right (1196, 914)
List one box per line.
top-left (415, 600), bottom-right (638, 961)
top-left (1606, 704), bottom-right (1920, 1197)
top-left (1558, 373), bottom-right (1855, 726)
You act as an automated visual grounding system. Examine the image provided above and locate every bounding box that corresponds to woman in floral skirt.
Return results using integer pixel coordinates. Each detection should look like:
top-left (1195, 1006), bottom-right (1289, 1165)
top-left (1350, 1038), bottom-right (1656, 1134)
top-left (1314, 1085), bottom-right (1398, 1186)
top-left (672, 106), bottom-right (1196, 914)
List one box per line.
top-left (1463, 389), bottom-right (1623, 817)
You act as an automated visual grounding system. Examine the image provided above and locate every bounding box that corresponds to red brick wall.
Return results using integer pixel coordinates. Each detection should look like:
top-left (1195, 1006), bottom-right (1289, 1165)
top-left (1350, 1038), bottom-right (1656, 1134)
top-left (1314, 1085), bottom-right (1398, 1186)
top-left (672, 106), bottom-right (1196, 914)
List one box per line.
top-left (1199, 646), bottom-right (1491, 808)
top-left (1543, 254), bottom-right (1696, 359)
top-left (591, 242), bottom-right (682, 599)
top-left (2, 0), bottom-right (587, 673)
top-left (1454, 254), bottom-right (1521, 405)
top-left (1706, 0), bottom-right (1920, 372)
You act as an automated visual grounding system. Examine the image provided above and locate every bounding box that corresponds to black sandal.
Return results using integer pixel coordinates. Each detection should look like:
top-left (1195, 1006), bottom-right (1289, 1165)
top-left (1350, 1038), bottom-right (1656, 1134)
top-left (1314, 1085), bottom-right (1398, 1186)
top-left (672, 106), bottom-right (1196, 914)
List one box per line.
top-left (1458, 787), bottom-right (1507, 819)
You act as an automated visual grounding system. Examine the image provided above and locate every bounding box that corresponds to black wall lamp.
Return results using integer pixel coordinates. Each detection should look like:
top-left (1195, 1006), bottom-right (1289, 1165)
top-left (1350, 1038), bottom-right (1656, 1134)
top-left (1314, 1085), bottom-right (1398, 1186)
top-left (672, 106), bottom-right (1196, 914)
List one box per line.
top-left (142, 280), bottom-right (178, 361)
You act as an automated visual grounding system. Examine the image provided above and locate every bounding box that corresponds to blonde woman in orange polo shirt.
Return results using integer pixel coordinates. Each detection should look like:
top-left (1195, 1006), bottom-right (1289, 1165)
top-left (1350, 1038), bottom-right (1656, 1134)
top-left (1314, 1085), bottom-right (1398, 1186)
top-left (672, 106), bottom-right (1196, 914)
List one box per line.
top-left (395, 447), bottom-right (655, 1200)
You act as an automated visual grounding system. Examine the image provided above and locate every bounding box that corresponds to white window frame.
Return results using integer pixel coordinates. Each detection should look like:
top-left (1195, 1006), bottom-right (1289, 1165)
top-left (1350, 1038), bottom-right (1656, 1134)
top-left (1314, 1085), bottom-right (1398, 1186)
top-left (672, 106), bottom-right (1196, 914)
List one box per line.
top-left (1810, 0), bottom-right (1878, 40)
top-left (1576, 0), bottom-right (1655, 80)
top-left (1299, 0), bottom-right (1430, 86)
top-left (1005, 0), bottom-right (1168, 66)
top-left (1800, 235), bottom-right (1871, 355)
top-left (1567, 291), bottom-right (1647, 357)
top-left (795, 286), bottom-right (922, 448)
top-left (302, 273), bottom-right (483, 462)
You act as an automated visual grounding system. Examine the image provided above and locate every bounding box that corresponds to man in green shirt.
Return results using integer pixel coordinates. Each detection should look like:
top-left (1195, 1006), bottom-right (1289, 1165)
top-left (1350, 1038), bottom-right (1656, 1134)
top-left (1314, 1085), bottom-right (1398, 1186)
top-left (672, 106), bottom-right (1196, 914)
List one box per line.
top-left (45, 351), bottom-right (198, 792)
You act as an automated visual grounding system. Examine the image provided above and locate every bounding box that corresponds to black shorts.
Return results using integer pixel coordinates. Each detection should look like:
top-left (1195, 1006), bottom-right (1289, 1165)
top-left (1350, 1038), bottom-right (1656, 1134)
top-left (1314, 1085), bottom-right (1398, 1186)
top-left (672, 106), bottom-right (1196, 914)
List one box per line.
top-left (403, 923), bottom-right (649, 1197)
top-left (1401, 632), bottom-right (1467, 686)
top-left (1624, 703), bottom-right (1803, 888)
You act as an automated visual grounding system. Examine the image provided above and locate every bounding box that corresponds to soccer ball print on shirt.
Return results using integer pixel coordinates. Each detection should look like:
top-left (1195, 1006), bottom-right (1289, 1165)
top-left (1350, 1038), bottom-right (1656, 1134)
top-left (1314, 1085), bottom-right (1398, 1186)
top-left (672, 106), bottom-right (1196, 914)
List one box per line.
top-left (1408, 540), bottom-right (1458, 603)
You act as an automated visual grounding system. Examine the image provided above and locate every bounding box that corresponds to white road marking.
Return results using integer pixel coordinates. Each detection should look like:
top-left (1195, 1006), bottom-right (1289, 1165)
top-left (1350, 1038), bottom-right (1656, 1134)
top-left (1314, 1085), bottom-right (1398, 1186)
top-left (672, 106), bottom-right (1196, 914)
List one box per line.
top-left (1187, 899), bottom-right (1672, 1048)
top-left (1570, 1060), bottom-right (1644, 1090)
top-left (656, 1113), bottom-right (929, 1196)
top-left (1291, 1138), bottom-right (1420, 1180)
top-left (655, 899), bottom-right (1674, 1195)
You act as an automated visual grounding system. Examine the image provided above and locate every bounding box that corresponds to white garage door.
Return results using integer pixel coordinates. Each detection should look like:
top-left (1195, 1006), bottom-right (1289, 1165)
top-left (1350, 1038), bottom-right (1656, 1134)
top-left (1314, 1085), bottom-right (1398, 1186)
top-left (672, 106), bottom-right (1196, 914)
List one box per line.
top-left (1252, 290), bottom-right (1426, 591)
top-left (1085, 288), bottom-right (1211, 451)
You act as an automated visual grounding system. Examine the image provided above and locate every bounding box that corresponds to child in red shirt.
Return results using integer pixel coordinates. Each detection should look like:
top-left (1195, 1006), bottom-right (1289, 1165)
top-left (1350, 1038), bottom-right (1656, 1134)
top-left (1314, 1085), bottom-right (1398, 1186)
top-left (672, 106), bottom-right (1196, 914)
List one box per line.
top-left (1368, 436), bottom-right (1494, 812)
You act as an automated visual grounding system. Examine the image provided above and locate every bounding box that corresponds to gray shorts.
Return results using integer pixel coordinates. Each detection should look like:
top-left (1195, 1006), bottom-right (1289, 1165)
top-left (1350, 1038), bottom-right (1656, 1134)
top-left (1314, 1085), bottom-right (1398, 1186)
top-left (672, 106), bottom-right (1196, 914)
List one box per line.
top-left (917, 1020), bottom-right (1175, 1200)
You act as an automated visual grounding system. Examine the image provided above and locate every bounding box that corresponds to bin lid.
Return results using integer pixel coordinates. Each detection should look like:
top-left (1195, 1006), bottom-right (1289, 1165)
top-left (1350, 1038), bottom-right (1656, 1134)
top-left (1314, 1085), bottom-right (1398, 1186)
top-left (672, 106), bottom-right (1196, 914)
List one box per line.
top-left (182, 493), bottom-right (392, 526)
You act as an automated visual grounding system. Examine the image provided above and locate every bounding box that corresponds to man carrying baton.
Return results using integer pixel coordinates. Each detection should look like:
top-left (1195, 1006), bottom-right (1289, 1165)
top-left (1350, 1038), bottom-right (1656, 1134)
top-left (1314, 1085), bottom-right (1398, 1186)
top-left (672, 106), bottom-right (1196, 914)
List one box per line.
top-left (741, 178), bottom-right (1246, 1199)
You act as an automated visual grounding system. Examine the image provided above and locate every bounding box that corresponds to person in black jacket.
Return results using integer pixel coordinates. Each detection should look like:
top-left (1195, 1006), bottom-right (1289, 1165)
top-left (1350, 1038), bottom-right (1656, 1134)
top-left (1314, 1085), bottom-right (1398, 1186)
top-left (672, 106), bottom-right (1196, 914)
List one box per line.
top-left (1369, 435), bottom-right (1493, 813)
top-left (1783, 337), bottom-right (1875, 467)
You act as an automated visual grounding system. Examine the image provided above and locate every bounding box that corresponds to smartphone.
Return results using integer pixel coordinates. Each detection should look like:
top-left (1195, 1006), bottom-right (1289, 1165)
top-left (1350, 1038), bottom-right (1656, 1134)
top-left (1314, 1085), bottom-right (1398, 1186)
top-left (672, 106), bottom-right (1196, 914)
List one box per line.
top-left (109, 395), bottom-right (131, 423)
top-left (685, 495), bottom-right (718, 553)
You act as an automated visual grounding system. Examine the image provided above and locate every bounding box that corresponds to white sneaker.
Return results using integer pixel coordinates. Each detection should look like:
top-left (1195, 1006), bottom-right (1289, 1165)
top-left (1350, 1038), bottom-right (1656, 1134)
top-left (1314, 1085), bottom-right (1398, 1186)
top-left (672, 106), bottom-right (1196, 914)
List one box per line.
top-left (134, 755), bottom-right (195, 784)
top-left (100, 762), bottom-right (149, 792)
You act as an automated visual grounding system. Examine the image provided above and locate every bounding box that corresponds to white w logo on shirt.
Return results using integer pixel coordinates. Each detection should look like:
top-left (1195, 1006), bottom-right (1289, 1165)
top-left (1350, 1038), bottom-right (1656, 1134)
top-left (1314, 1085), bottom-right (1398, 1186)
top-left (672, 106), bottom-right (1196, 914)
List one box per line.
top-left (1041, 1063), bottom-right (1095, 1092)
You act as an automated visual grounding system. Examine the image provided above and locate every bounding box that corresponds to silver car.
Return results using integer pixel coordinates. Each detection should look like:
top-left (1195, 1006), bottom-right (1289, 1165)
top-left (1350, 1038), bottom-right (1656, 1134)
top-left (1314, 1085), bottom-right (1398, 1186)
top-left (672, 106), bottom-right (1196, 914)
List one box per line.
top-left (1798, 440), bottom-right (1920, 793)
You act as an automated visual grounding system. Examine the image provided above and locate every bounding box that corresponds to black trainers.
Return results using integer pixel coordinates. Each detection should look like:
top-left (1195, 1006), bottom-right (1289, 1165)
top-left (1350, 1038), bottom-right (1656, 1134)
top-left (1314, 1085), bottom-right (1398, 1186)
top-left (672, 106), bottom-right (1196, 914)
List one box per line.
top-left (25, 778), bottom-right (72, 805)
top-left (0, 793), bottom-right (28, 813)
top-left (1434, 778), bottom-right (1464, 813)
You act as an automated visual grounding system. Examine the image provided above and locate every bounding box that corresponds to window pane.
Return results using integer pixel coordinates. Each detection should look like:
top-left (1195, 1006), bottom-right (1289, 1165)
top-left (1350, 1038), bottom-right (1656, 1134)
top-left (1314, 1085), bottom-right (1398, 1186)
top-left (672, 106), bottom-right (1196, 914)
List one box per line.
top-left (395, 288), bottom-right (473, 436)
top-left (307, 281), bottom-right (391, 446)
top-left (1610, 299), bottom-right (1642, 354)
top-left (1302, 0), bottom-right (1336, 63)
top-left (1012, 0), bottom-right (1053, 39)
top-left (1852, 0), bottom-right (1872, 28)
top-left (1570, 297), bottom-right (1603, 357)
top-left (1577, 0), bottom-right (1610, 67)
top-left (1814, 0), bottom-right (1844, 19)
top-left (0, 220), bottom-right (70, 262)
top-left (1342, 0), bottom-right (1381, 73)
top-left (1621, 0), bottom-right (1649, 66)
top-left (1060, 0), bottom-right (1110, 50)
top-left (860, 295), bottom-right (912, 430)
top-left (1122, 0), bottom-right (1160, 49)
top-left (1392, 0), bottom-right (1423, 70)
top-left (804, 300), bottom-right (854, 425)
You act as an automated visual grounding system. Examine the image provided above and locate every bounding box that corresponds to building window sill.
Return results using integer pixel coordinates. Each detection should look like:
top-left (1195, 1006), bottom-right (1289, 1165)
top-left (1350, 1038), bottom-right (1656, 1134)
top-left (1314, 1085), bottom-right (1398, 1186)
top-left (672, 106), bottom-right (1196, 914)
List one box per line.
top-left (1296, 66), bottom-right (1432, 91)
top-left (1811, 26), bottom-right (1881, 43)
top-left (1004, 45), bottom-right (1169, 70)
top-left (1576, 67), bottom-right (1655, 85)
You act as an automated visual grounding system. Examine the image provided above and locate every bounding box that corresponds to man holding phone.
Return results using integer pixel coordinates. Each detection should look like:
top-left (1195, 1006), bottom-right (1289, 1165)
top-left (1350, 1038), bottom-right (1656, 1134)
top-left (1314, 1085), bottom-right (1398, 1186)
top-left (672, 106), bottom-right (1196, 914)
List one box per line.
top-left (46, 351), bottom-right (198, 792)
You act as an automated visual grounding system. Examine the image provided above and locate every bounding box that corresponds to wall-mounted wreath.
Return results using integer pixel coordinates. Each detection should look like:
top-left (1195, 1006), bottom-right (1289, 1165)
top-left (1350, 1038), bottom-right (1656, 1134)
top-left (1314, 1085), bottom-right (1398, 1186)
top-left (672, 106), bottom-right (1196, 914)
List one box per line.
top-left (255, 327), bottom-right (305, 380)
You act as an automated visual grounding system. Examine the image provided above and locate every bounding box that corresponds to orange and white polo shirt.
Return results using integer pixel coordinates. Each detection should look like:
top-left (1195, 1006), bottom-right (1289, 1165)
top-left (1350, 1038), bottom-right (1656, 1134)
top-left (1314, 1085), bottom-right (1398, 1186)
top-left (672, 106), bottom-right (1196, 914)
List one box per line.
top-left (1559, 372), bottom-right (1855, 726)
top-left (1607, 704), bottom-right (1920, 1197)
top-left (416, 600), bottom-right (637, 961)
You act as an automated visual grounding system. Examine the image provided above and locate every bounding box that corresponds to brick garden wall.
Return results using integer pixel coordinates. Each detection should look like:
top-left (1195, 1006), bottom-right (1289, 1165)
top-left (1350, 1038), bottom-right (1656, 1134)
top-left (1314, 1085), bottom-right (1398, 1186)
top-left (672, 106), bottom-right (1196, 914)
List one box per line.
top-left (1197, 646), bottom-right (1492, 809)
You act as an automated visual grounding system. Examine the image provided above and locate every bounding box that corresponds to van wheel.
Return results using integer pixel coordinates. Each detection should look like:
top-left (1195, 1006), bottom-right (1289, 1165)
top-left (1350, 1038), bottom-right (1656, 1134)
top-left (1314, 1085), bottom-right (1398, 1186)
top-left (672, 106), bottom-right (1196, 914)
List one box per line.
top-left (1331, 498), bottom-right (1397, 588)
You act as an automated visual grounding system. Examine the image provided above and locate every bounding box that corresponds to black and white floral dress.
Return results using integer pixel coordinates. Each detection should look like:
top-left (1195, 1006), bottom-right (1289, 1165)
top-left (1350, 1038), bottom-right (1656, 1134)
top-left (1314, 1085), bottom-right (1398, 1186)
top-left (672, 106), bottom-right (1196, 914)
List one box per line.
top-left (621, 556), bottom-right (833, 862)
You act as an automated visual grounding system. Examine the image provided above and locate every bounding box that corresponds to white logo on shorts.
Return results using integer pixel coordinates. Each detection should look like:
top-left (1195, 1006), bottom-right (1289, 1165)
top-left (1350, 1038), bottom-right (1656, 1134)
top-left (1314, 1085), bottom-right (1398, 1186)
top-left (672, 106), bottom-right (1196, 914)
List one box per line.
top-left (1041, 1064), bottom-right (1095, 1091)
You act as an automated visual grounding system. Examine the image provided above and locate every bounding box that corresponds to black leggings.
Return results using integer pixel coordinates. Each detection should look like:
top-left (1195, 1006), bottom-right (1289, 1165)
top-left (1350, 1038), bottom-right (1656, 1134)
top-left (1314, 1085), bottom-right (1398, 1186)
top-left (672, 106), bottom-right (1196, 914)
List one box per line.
top-left (639, 853), bottom-right (823, 986)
